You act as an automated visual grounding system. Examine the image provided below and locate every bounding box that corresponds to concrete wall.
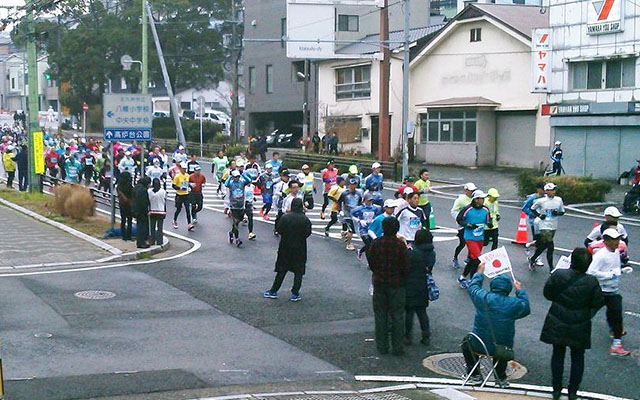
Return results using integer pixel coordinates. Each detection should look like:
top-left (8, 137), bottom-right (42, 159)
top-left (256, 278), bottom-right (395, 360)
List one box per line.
top-left (417, 142), bottom-right (477, 166)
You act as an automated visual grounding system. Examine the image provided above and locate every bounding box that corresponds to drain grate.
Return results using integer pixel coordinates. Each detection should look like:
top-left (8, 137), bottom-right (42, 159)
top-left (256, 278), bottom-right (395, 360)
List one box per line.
top-left (423, 353), bottom-right (527, 380)
top-left (74, 290), bottom-right (116, 300)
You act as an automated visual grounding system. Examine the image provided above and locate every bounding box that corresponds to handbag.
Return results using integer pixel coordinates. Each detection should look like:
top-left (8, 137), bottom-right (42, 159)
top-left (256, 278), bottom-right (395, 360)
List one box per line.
top-left (483, 294), bottom-right (514, 361)
top-left (427, 273), bottom-right (439, 301)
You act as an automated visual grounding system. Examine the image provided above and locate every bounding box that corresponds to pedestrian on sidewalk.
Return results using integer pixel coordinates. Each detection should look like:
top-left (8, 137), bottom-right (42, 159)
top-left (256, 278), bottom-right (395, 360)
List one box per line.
top-left (530, 183), bottom-right (565, 271)
top-left (540, 247), bottom-right (604, 400)
top-left (134, 176), bottom-right (151, 249)
top-left (148, 178), bottom-right (167, 246)
top-left (15, 144), bottom-right (28, 191)
top-left (461, 263), bottom-right (530, 388)
top-left (451, 183), bottom-right (476, 269)
top-left (117, 172), bottom-right (134, 241)
top-left (263, 198), bottom-right (312, 302)
top-left (484, 188), bottom-right (500, 251)
top-left (587, 228), bottom-right (633, 356)
top-left (368, 217), bottom-right (409, 356)
top-left (189, 165), bottom-right (206, 225)
top-left (3, 145), bottom-right (16, 188)
top-left (405, 229), bottom-right (435, 346)
top-left (456, 190), bottom-right (491, 289)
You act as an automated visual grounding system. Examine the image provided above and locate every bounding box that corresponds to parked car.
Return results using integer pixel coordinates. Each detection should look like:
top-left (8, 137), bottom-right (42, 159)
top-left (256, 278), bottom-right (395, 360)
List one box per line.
top-left (181, 110), bottom-right (196, 119)
top-left (153, 111), bottom-right (170, 119)
top-left (196, 112), bottom-right (229, 133)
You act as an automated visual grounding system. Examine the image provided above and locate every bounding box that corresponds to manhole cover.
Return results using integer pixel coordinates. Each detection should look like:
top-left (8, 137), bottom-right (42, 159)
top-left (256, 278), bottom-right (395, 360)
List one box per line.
top-left (423, 353), bottom-right (527, 380)
top-left (74, 290), bottom-right (116, 300)
top-left (34, 332), bottom-right (53, 338)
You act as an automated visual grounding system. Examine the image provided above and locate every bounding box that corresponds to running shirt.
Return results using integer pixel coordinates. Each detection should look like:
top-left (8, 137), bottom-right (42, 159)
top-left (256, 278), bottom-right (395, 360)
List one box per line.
top-left (173, 151), bottom-right (187, 164)
top-left (321, 168), bottom-right (338, 193)
top-left (368, 213), bottom-right (394, 239)
top-left (586, 223), bottom-right (628, 242)
top-left (485, 199), bottom-right (500, 229)
top-left (273, 180), bottom-right (288, 210)
top-left (451, 194), bottom-right (472, 227)
top-left (189, 173), bottom-right (206, 193)
top-left (173, 172), bottom-right (191, 196)
top-left (146, 165), bottom-right (165, 181)
top-left (212, 156), bottom-right (229, 180)
top-left (118, 157), bottom-right (136, 173)
top-left (351, 204), bottom-right (382, 236)
top-left (458, 204), bottom-right (491, 242)
top-left (81, 154), bottom-right (95, 169)
top-left (364, 173), bottom-right (384, 201)
top-left (270, 158), bottom-right (283, 174)
top-left (587, 247), bottom-right (621, 293)
top-left (397, 206), bottom-right (426, 242)
top-left (245, 184), bottom-right (255, 204)
top-left (302, 172), bottom-right (315, 193)
top-left (522, 193), bottom-right (542, 220)
top-left (186, 160), bottom-right (201, 174)
top-left (414, 178), bottom-right (431, 206)
top-left (327, 185), bottom-right (346, 213)
top-left (65, 158), bottom-right (81, 182)
top-left (258, 172), bottom-right (276, 195)
top-left (282, 191), bottom-right (305, 213)
top-left (531, 195), bottom-right (565, 231)
top-left (338, 189), bottom-right (363, 218)
top-left (225, 176), bottom-right (251, 210)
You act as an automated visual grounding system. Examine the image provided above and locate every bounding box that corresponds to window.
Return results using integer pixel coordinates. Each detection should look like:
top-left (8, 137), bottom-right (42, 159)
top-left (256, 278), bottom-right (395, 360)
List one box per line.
top-left (180, 101), bottom-right (191, 110)
top-left (337, 15), bottom-right (359, 32)
top-left (120, 77), bottom-right (127, 90)
top-left (470, 28), bottom-right (481, 42)
top-left (10, 77), bottom-right (16, 90)
top-left (281, 18), bottom-right (286, 48)
top-left (335, 65), bottom-right (371, 100)
top-left (292, 61), bottom-right (308, 82)
top-left (266, 64), bottom-right (273, 94)
top-left (570, 58), bottom-right (636, 90)
top-left (420, 111), bottom-right (477, 143)
top-left (248, 66), bottom-right (255, 94)
top-left (148, 81), bottom-right (156, 88)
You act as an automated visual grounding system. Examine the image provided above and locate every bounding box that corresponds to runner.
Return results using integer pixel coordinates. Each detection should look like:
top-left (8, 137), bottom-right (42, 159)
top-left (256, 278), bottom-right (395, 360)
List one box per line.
top-left (283, 179), bottom-right (305, 214)
top-left (455, 190), bottom-right (491, 288)
top-left (450, 182), bottom-right (476, 269)
top-left (324, 176), bottom-right (347, 237)
top-left (225, 169), bottom-right (251, 247)
top-left (45, 146), bottom-right (59, 177)
top-left (337, 178), bottom-right (363, 251)
top-left (211, 150), bottom-right (229, 196)
top-left (186, 153), bottom-right (200, 174)
top-left (584, 206), bottom-right (629, 247)
top-left (172, 145), bottom-right (187, 164)
top-left (172, 162), bottom-right (194, 231)
top-left (118, 150), bottom-right (136, 177)
top-left (320, 159), bottom-right (339, 219)
top-left (351, 193), bottom-right (382, 260)
top-left (272, 170), bottom-right (291, 235)
top-left (146, 158), bottom-right (165, 185)
top-left (484, 188), bottom-right (500, 251)
top-left (368, 199), bottom-right (397, 240)
top-left (342, 165), bottom-right (362, 188)
top-left (414, 169), bottom-right (431, 221)
top-left (80, 148), bottom-right (95, 186)
top-left (300, 164), bottom-right (316, 210)
top-left (189, 165), bottom-right (206, 225)
top-left (522, 182), bottom-right (546, 266)
top-left (529, 183), bottom-right (565, 271)
top-left (396, 192), bottom-right (427, 247)
top-left (258, 163), bottom-right (276, 220)
top-left (64, 154), bottom-right (82, 183)
top-left (244, 179), bottom-right (257, 240)
top-left (269, 152), bottom-right (283, 174)
top-left (364, 162), bottom-right (384, 206)
top-left (396, 176), bottom-right (417, 199)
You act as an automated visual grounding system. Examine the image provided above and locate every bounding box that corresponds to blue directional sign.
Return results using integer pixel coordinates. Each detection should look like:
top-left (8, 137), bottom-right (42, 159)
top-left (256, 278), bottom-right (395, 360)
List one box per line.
top-left (103, 94), bottom-right (153, 141)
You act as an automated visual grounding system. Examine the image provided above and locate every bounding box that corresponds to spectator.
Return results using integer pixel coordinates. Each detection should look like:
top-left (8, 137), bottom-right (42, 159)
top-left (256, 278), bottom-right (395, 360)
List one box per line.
top-left (540, 248), bottom-right (604, 400)
top-left (116, 172), bottom-right (134, 241)
top-left (461, 264), bottom-right (530, 387)
top-left (134, 176), bottom-right (151, 248)
top-left (15, 144), bottom-right (28, 191)
top-left (368, 217), bottom-right (410, 356)
top-left (148, 178), bottom-right (167, 246)
top-left (311, 131), bottom-right (321, 153)
top-left (2, 145), bottom-right (16, 188)
top-left (405, 229), bottom-right (435, 346)
top-left (329, 132), bottom-right (339, 154)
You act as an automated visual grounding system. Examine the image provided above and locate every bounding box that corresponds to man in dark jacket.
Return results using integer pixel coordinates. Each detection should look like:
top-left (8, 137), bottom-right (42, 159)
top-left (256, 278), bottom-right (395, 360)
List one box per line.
top-left (368, 217), bottom-right (409, 356)
top-left (540, 248), bottom-right (604, 400)
top-left (405, 229), bottom-right (435, 346)
top-left (134, 177), bottom-right (151, 248)
top-left (462, 264), bottom-right (530, 387)
top-left (15, 144), bottom-right (29, 191)
top-left (263, 198), bottom-right (312, 301)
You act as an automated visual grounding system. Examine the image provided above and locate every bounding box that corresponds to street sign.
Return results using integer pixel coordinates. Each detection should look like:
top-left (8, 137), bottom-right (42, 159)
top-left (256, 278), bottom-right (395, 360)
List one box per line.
top-left (103, 94), bottom-right (152, 141)
top-left (82, 102), bottom-right (89, 111)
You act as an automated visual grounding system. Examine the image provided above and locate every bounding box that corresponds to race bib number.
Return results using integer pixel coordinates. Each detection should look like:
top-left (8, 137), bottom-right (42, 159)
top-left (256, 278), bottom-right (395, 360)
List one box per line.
top-left (473, 224), bottom-right (485, 237)
top-left (232, 188), bottom-right (243, 198)
top-left (409, 217), bottom-right (421, 228)
top-left (363, 211), bottom-right (375, 222)
top-left (180, 181), bottom-right (189, 190)
top-left (85, 159), bottom-right (93, 165)
top-left (51, 157), bottom-right (57, 163)
top-left (266, 181), bottom-right (272, 189)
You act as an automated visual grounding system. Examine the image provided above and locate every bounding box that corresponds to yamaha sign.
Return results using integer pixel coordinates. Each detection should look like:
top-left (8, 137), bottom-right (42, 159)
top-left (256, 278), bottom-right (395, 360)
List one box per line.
top-left (587, 0), bottom-right (624, 34)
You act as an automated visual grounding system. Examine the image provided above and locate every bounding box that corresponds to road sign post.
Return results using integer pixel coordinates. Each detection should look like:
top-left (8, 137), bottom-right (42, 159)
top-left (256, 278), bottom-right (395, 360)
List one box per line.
top-left (82, 102), bottom-right (89, 138)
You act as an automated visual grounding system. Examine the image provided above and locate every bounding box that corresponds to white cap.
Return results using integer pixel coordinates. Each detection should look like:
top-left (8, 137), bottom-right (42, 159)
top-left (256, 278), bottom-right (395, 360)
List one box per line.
top-left (555, 141), bottom-right (562, 145)
top-left (125, 151), bottom-right (131, 156)
top-left (604, 206), bottom-right (622, 218)
top-left (265, 163), bottom-right (273, 169)
top-left (372, 162), bottom-right (381, 169)
top-left (302, 164), bottom-right (310, 169)
top-left (178, 145), bottom-right (184, 150)
top-left (603, 228), bottom-right (622, 239)
top-left (236, 161), bottom-right (245, 167)
top-left (463, 182), bottom-right (477, 191)
top-left (153, 158), bottom-right (160, 164)
top-left (544, 182), bottom-right (558, 191)
top-left (179, 161), bottom-right (188, 169)
top-left (403, 187), bottom-right (414, 195)
top-left (231, 170), bottom-right (241, 177)
top-left (472, 190), bottom-right (487, 199)
top-left (383, 199), bottom-right (397, 208)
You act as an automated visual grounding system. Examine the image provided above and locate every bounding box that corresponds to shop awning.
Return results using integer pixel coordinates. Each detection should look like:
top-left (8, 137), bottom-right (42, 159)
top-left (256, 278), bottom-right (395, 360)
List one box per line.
top-left (416, 96), bottom-right (500, 108)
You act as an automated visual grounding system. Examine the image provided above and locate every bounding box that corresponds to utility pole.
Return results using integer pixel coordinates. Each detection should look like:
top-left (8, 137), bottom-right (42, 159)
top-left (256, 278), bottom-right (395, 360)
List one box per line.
top-left (141, 0), bottom-right (148, 177)
top-left (401, 0), bottom-right (410, 178)
top-left (302, 59), bottom-right (309, 151)
top-left (230, 0), bottom-right (241, 141)
top-left (378, 0), bottom-right (391, 162)
top-left (25, 0), bottom-right (40, 193)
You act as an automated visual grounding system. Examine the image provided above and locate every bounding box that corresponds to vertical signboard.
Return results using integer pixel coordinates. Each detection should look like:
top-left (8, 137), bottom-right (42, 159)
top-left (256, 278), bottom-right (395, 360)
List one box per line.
top-left (286, 1), bottom-right (336, 59)
top-left (32, 131), bottom-right (45, 174)
top-left (532, 29), bottom-right (552, 93)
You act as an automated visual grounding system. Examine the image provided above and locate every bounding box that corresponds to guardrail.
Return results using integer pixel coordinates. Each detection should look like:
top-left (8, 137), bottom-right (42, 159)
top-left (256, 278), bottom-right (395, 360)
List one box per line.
top-left (284, 152), bottom-right (399, 181)
top-left (150, 139), bottom-right (225, 157)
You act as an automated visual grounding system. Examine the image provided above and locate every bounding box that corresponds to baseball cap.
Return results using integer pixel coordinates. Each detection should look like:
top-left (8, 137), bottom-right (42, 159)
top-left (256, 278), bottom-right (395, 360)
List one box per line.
top-left (363, 193), bottom-right (373, 201)
top-left (302, 164), bottom-right (310, 169)
top-left (554, 141), bottom-right (562, 145)
top-left (349, 165), bottom-right (358, 174)
top-left (383, 199), bottom-right (397, 208)
top-left (179, 161), bottom-right (188, 169)
top-left (372, 162), bottom-right (381, 169)
top-left (327, 159), bottom-right (335, 165)
top-left (349, 178), bottom-right (358, 185)
top-left (153, 158), bottom-right (160, 164)
top-left (472, 190), bottom-right (487, 200)
top-left (403, 187), bottom-right (414, 195)
top-left (404, 175), bottom-right (414, 182)
top-left (178, 145), bottom-right (184, 150)
top-left (544, 182), bottom-right (558, 191)
top-left (604, 206), bottom-right (622, 218)
top-left (463, 182), bottom-right (477, 191)
top-left (603, 228), bottom-right (622, 239)
top-left (265, 163), bottom-right (273, 169)
top-left (125, 150), bottom-right (131, 156)
top-left (297, 172), bottom-right (306, 181)
top-left (231, 170), bottom-right (241, 177)
top-left (487, 188), bottom-right (500, 198)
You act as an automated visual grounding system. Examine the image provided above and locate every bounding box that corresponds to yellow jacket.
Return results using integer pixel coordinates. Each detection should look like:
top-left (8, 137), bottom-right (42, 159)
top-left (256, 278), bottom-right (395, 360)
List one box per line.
top-left (3, 152), bottom-right (16, 172)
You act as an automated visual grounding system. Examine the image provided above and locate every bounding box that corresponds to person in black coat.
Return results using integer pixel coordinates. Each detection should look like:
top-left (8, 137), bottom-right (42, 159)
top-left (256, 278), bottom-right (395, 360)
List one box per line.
top-left (15, 144), bottom-right (29, 191)
top-left (540, 247), bottom-right (604, 400)
top-left (263, 198), bottom-right (312, 301)
top-left (133, 176), bottom-right (151, 248)
top-left (405, 229), bottom-right (436, 346)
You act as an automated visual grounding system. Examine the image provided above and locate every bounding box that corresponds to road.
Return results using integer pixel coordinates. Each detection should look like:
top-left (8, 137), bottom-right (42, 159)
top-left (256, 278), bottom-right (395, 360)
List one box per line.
top-left (0, 163), bottom-right (639, 399)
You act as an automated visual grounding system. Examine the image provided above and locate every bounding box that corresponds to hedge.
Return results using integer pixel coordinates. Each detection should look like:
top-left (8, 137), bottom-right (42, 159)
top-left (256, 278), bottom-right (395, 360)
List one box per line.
top-left (152, 117), bottom-right (223, 142)
top-left (516, 171), bottom-right (612, 204)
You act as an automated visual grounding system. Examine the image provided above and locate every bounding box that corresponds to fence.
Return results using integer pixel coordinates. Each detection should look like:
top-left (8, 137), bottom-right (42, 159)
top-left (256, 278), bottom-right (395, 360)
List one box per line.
top-left (283, 152), bottom-right (399, 181)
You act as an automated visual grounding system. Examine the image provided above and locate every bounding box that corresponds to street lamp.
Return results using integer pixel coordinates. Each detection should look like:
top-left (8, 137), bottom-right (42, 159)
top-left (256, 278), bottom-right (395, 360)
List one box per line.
top-left (297, 61), bottom-right (309, 151)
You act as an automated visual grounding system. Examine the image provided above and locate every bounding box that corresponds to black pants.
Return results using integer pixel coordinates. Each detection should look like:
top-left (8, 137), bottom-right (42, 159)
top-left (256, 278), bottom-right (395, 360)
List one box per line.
top-left (230, 208), bottom-right (244, 238)
top-left (120, 207), bottom-right (133, 240)
top-left (174, 194), bottom-right (191, 224)
top-left (454, 229), bottom-right (466, 259)
top-left (321, 193), bottom-right (329, 213)
top-left (269, 270), bottom-right (303, 295)
top-left (552, 161), bottom-right (562, 176)
top-left (419, 203), bottom-right (432, 223)
top-left (304, 191), bottom-right (314, 210)
top-left (360, 234), bottom-right (373, 256)
top-left (190, 192), bottom-right (203, 220)
top-left (531, 230), bottom-right (555, 270)
top-left (372, 283), bottom-right (405, 354)
top-left (136, 214), bottom-right (149, 247)
top-left (274, 209), bottom-right (284, 232)
top-left (325, 211), bottom-right (346, 231)
top-left (18, 169), bottom-right (27, 191)
top-left (603, 294), bottom-right (624, 339)
top-left (405, 306), bottom-right (430, 339)
top-left (461, 336), bottom-right (507, 380)
top-left (261, 200), bottom-right (272, 215)
top-left (551, 344), bottom-right (585, 396)
top-left (48, 166), bottom-right (58, 178)
top-left (463, 257), bottom-right (480, 279)
top-left (484, 228), bottom-right (499, 250)
top-left (6, 171), bottom-right (14, 188)
top-left (149, 215), bottom-right (164, 245)
top-left (244, 202), bottom-right (254, 233)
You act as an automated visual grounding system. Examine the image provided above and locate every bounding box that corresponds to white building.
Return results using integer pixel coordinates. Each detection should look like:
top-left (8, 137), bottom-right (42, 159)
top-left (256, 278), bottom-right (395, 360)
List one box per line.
top-left (0, 53), bottom-right (59, 113)
top-left (547, 0), bottom-right (640, 179)
top-left (410, 3), bottom-right (551, 167)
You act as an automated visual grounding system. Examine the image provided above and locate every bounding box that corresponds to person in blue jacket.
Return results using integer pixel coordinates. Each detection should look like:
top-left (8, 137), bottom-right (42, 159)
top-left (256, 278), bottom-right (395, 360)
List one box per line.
top-left (368, 199), bottom-right (397, 240)
top-left (456, 190), bottom-right (491, 288)
top-left (351, 192), bottom-right (382, 260)
top-left (461, 264), bottom-right (531, 387)
top-left (364, 162), bottom-right (384, 206)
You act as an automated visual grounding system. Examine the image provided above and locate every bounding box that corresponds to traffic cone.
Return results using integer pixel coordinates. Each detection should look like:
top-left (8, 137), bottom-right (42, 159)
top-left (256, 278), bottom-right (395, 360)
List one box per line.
top-left (429, 208), bottom-right (437, 230)
top-left (513, 211), bottom-right (529, 244)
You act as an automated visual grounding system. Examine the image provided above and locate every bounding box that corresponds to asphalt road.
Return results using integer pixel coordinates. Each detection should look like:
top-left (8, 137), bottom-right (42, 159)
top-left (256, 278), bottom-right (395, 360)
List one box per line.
top-left (1, 164), bottom-right (639, 399)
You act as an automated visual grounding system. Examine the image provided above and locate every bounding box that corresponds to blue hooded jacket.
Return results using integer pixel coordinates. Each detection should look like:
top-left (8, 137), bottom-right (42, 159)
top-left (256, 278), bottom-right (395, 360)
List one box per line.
top-left (467, 273), bottom-right (530, 355)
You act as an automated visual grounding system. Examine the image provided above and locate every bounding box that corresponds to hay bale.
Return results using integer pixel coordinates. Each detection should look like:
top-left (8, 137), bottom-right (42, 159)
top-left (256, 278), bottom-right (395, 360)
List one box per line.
top-left (53, 185), bottom-right (96, 220)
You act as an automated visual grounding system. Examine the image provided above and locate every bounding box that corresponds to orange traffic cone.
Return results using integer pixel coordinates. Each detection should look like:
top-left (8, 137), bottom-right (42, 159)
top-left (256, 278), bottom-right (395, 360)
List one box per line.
top-left (513, 211), bottom-right (529, 244)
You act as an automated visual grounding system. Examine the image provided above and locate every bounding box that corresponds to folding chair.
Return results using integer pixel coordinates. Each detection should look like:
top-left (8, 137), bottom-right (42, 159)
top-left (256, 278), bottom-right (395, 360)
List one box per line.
top-left (461, 332), bottom-right (500, 388)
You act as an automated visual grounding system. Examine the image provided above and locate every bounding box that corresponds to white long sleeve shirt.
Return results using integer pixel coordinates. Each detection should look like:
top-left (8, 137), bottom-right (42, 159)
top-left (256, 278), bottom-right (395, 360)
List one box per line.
top-left (587, 247), bottom-right (621, 293)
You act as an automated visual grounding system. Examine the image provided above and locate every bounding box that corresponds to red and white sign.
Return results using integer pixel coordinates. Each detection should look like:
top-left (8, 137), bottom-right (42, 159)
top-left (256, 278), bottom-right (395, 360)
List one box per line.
top-left (82, 102), bottom-right (89, 111)
top-left (531, 29), bottom-right (552, 93)
top-left (479, 247), bottom-right (514, 279)
top-left (587, 0), bottom-right (624, 35)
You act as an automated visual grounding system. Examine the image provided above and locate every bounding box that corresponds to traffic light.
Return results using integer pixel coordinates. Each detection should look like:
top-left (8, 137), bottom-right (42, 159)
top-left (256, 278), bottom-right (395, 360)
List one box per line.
top-left (44, 72), bottom-right (52, 81)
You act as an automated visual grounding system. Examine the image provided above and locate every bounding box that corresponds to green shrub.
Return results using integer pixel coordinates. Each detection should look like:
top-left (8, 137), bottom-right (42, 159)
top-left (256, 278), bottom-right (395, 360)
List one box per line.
top-left (152, 117), bottom-right (222, 142)
top-left (225, 144), bottom-right (248, 158)
top-left (516, 171), bottom-right (612, 204)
